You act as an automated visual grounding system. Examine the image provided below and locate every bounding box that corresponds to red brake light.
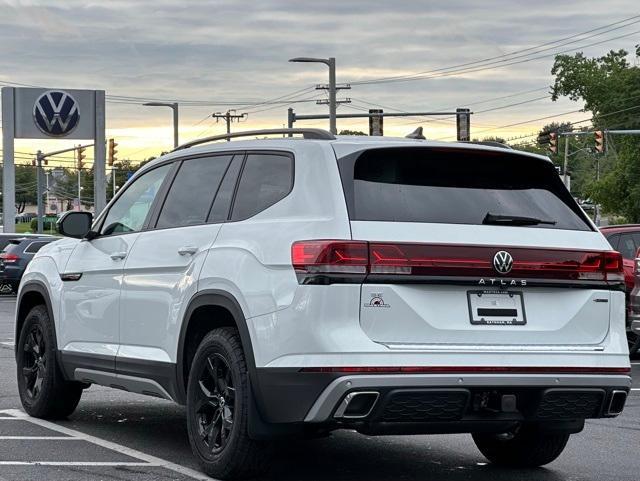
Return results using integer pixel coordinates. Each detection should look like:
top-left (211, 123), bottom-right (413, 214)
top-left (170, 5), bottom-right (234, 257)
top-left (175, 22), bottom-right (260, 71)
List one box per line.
top-left (292, 241), bottom-right (368, 280)
top-left (292, 241), bottom-right (624, 286)
top-left (0, 253), bottom-right (19, 263)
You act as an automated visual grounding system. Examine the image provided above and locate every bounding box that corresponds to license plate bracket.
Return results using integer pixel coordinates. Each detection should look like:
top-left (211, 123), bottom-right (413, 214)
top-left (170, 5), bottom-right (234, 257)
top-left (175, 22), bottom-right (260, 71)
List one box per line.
top-left (467, 290), bottom-right (526, 326)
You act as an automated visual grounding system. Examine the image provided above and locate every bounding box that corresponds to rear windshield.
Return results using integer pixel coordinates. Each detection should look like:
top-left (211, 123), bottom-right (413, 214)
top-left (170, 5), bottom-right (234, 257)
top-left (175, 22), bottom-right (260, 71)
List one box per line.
top-left (339, 147), bottom-right (592, 231)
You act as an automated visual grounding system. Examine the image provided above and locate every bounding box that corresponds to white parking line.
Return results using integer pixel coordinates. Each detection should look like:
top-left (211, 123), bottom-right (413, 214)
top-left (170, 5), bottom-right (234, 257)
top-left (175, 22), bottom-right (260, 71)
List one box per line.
top-left (631, 388), bottom-right (640, 391)
top-left (0, 436), bottom-right (73, 440)
top-left (0, 409), bottom-right (215, 480)
top-left (0, 341), bottom-right (14, 347)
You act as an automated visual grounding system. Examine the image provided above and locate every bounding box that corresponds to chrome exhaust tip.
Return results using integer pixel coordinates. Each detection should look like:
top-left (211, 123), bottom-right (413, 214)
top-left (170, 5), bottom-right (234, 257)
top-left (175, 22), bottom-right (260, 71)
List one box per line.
top-left (606, 390), bottom-right (628, 416)
top-left (334, 391), bottom-right (379, 419)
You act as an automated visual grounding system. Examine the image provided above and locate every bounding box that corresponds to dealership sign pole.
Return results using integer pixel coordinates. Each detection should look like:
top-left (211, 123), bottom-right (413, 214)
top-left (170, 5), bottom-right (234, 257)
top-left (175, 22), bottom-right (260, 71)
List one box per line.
top-left (1, 87), bottom-right (106, 233)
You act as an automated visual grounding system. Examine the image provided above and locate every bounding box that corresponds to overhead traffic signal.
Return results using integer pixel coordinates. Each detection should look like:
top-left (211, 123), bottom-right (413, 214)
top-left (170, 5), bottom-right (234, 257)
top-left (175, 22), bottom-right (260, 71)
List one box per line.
top-left (594, 130), bottom-right (605, 153)
top-left (108, 138), bottom-right (118, 166)
top-left (548, 132), bottom-right (558, 154)
top-left (77, 145), bottom-right (86, 170)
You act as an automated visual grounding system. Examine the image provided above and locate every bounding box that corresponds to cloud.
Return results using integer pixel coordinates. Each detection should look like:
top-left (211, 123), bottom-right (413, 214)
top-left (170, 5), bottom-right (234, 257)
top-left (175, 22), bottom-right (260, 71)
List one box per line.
top-left (0, 0), bottom-right (637, 155)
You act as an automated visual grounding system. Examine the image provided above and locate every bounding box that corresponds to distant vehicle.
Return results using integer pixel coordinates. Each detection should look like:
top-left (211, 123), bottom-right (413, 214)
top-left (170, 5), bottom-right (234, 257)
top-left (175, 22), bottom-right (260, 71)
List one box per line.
top-left (628, 248), bottom-right (640, 357)
top-left (0, 236), bottom-right (58, 293)
top-left (600, 224), bottom-right (640, 355)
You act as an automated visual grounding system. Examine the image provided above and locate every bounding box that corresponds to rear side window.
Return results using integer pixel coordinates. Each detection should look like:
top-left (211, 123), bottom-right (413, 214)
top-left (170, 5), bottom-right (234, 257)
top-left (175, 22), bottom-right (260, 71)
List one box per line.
top-left (341, 147), bottom-right (592, 231)
top-left (231, 153), bottom-right (293, 221)
top-left (24, 241), bottom-right (49, 254)
top-left (618, 233), bottom-right (637, 260)
top-left (156, 155), bottom-right (232, 229)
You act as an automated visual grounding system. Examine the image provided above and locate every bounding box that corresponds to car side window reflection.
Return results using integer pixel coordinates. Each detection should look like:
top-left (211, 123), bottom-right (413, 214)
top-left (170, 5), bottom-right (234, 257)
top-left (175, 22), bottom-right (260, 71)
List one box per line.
top-left (100, 164), bottom-right (171, 236)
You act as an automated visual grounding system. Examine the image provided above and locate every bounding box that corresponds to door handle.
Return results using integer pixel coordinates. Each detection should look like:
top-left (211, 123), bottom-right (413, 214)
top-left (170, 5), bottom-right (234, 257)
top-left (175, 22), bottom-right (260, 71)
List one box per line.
top-left (110, 251), bottom-right (127, 260)
top-left (178, 246), bottom-right (198, 256)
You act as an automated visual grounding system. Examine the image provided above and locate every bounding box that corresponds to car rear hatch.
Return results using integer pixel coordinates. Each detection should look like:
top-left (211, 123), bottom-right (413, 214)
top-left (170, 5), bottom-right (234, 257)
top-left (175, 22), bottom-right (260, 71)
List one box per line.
top-left (336, 145), bottom-right (622, 348)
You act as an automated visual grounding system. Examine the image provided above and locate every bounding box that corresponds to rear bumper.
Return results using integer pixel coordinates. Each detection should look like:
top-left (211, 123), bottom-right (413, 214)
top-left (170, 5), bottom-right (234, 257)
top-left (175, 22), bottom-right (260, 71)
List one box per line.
top-left (253, 369), bottom-right (631, 428)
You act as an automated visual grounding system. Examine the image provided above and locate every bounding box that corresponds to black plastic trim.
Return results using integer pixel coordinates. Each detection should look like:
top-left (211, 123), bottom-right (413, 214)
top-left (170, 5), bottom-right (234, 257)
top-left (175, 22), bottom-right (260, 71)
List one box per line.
top-left (16, 281), bottom-right (57, 358)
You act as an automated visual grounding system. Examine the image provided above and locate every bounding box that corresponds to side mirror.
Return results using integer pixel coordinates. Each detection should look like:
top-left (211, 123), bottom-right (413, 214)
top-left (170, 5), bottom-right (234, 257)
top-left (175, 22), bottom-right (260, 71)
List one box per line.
top-left (57, 211), bottom-right (94, 239)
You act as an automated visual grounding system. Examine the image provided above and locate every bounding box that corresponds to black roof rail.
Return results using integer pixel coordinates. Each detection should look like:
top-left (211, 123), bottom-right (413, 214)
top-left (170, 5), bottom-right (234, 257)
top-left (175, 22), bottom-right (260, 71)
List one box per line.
top-left (172, 128), bottom-right (335, 151)
top-left (461, 140), bottom-right (513, 150)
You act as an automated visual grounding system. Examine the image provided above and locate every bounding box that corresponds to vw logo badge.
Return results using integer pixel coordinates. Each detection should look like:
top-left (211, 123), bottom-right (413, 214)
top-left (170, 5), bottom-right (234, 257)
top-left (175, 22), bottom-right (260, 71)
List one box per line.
top-left (33, 90), bottom-right (80, 137)
top-left (493, 251), bottom-right (514, 274)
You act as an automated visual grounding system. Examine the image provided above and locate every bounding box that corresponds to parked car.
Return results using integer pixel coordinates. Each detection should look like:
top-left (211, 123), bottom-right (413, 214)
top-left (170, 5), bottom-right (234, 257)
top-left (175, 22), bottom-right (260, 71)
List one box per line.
top-left (628, 247), bottom-right (640, 357)
top-left (0, 236), bottom-right (58, 293)
top-left (600, 224), bottom-right (640, 355)
top-left (14, 129), bottom-right (631, 479)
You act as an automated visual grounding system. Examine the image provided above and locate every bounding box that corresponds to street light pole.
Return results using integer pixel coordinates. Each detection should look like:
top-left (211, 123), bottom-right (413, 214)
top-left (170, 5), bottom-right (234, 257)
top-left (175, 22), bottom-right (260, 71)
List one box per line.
top-left (143, 102), bottom-right (179, 148)
top-left (289, 57), bottom-right (338, 135)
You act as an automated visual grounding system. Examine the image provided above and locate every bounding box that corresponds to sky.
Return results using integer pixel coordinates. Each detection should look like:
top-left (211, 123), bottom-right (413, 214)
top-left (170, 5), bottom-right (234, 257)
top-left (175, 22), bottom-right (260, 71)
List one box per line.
top-left (0, 0), bottom-right (639, 167)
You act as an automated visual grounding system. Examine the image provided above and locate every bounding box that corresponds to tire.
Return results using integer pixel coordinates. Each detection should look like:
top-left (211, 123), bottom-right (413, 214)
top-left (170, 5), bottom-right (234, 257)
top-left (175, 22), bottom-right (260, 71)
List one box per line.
top-left (186, 327), bottom-right (271, 480)
top-left (16, 305), bottom-right (84, 419)
top-left (472, 425), bottom-right (570, 467)
top-left (627, 330), bottom-right (640, 358)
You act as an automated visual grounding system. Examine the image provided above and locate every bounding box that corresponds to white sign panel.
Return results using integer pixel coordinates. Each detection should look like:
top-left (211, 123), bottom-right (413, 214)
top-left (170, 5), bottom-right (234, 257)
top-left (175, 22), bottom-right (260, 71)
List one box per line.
top-left (14, 87), bottom-right (96, 139)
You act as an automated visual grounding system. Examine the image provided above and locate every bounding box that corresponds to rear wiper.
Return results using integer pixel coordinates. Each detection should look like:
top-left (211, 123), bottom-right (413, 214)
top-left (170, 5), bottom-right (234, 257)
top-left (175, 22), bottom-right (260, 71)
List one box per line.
top-left (482, 212), bottom-right (557, 226)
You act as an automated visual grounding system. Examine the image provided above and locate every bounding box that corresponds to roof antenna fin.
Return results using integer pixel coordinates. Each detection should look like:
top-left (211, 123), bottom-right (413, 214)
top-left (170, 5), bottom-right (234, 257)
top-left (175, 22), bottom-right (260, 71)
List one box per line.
top-left (405, 127), bottom-right (425, 140)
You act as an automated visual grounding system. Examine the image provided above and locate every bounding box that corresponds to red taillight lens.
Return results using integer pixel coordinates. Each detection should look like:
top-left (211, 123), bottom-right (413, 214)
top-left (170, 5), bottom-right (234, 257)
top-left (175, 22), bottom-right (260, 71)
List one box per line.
top-left (292, 241), bottom-right (624, 285)
top-left (0, 253), bottom-right (19, 263)
top-left (292, 241), bottom-right (368, 276)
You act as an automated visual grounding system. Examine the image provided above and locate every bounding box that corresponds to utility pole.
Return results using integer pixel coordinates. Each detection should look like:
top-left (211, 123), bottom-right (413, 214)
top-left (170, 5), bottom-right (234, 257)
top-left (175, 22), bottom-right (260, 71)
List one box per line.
top-left (289, 57), bottom-right (350, 135)
top-left (563, 134), bottom-right (570, 187)
top-left (211, 110), bottom-right (247, 141)
top-left (35, 151), bottom-right (44, 234)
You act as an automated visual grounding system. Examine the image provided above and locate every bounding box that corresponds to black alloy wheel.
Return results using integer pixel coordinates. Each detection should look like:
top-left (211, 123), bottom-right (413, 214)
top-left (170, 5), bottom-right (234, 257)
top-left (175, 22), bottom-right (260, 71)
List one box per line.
top-left (195, 353), bottom-right (236, 454)
top-left (22, 325), bottom-right (47, 400)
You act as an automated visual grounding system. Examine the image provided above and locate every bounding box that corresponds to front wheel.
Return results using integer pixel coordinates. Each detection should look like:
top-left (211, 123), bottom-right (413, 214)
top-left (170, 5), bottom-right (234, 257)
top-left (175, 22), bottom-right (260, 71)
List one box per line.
top-left (16, 305), bottom-right (84, 419)
top-left (186, 327), bottom-right (271, 480)
top-left (472, 425), bottom-right (570, 467)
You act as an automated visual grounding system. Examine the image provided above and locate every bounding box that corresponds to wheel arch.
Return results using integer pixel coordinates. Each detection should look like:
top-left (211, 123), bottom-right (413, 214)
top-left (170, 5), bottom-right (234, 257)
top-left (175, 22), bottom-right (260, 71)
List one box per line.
top-left (15, 281), bottom-right (57, 358)
top-left (177, 289), bottom-right (258, 404)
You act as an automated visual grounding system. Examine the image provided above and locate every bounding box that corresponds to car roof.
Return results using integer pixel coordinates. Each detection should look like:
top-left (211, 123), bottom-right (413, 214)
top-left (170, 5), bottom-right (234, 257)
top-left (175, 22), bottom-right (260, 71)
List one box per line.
top-left (135, 135), bottom-right (552, 178)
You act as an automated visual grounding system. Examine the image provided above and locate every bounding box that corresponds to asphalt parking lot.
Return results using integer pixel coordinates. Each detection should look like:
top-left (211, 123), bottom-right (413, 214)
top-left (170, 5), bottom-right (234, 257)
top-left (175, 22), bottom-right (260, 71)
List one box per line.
top-left (0, 295), bottom-right (639, 481)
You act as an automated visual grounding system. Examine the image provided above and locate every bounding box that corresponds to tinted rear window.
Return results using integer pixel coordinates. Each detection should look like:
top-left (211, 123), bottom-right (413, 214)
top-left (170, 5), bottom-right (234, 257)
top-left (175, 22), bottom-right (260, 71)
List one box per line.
top-left (340, 147), bottom-right (592, 231)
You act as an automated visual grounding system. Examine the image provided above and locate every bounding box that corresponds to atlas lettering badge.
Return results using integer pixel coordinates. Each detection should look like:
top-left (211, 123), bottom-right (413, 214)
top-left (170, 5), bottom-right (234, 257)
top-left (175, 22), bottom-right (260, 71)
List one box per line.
top-left (33, 90), bottom-right (80, 137)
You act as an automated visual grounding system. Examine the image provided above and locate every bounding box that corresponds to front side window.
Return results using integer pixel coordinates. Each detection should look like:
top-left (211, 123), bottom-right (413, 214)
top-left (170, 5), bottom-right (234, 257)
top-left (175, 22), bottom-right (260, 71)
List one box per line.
top-left (156, 155), bottom-right (232, 229)
top-left (231, 153), bottom-right (293, 221)
top-left (101, 164), bottom-right (171, 235)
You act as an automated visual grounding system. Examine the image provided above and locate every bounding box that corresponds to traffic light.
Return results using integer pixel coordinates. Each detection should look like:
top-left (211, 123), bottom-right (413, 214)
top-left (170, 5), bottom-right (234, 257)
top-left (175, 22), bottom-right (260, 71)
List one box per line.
top-left (108, 138), bottom-right (118, 166)
top-left (594, 130), bottom-right (605, 153)
top-left (77, 145), bottom-right (86, 170)
top-left (548, 132), bottom-right (558, 154)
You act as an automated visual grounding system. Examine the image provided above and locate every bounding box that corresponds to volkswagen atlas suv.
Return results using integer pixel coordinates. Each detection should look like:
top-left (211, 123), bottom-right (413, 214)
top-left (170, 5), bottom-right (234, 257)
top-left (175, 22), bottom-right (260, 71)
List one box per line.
top-left (14, 129), bottom-right (631, 479)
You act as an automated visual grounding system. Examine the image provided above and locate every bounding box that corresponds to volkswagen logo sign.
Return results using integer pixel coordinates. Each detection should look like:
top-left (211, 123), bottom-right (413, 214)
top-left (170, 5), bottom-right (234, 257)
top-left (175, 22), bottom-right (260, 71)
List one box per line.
top-left (493, 251), bottom-right (514, 274)
top-left (33, 90), bottom-right (80, 137)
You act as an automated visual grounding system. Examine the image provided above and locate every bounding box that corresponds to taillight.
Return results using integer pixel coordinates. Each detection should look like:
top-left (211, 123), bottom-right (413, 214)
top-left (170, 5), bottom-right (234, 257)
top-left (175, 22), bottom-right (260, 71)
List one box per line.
top-left (292, 241), bottom-right (624, 286)
top-left (292, 241), bottom-right (368, 283)
top-left (0, 253), bottom-right (19, 263)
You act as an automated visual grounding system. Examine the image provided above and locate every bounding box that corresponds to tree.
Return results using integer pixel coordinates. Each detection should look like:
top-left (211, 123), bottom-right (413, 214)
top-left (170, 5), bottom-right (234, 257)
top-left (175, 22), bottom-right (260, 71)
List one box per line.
top-left (339, 129), bottom-right (366, 136)
top-left (550, 47), bottom-right (640, 221)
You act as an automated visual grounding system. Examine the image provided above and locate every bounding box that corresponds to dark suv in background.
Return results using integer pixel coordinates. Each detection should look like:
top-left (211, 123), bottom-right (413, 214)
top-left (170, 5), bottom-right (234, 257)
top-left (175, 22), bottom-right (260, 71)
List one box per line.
top-left (0, 236), bottom-right (57, 293)
top-left (600, 224), bottom-right (640, 355)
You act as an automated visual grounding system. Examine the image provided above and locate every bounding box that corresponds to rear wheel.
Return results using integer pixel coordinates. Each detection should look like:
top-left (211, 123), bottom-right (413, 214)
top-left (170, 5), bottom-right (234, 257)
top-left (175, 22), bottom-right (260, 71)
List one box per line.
top-left (16, 305), bottom-right (84, 419)
top-left (186, 327), bottom-right (271, 480)
top-left (472, 425), bottom-right (570, 467)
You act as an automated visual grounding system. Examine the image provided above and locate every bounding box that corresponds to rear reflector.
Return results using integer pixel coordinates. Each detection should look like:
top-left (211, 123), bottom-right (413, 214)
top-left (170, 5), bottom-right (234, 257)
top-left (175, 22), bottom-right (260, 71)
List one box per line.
top-left (291, 240), bottom-right (624, 285)
top-left (300, 366), bottom-right (632, 374)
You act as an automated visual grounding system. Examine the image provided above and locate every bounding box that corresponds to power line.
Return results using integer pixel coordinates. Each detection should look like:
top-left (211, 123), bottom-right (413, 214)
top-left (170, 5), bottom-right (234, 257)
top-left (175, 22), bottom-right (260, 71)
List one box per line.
top-left (346, 15), bottom-right (640, 85)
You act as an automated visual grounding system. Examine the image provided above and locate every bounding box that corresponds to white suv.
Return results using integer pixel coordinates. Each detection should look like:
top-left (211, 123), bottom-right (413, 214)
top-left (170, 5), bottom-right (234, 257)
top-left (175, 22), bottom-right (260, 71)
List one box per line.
top-left (14, 128), bottom-right (631, 479)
